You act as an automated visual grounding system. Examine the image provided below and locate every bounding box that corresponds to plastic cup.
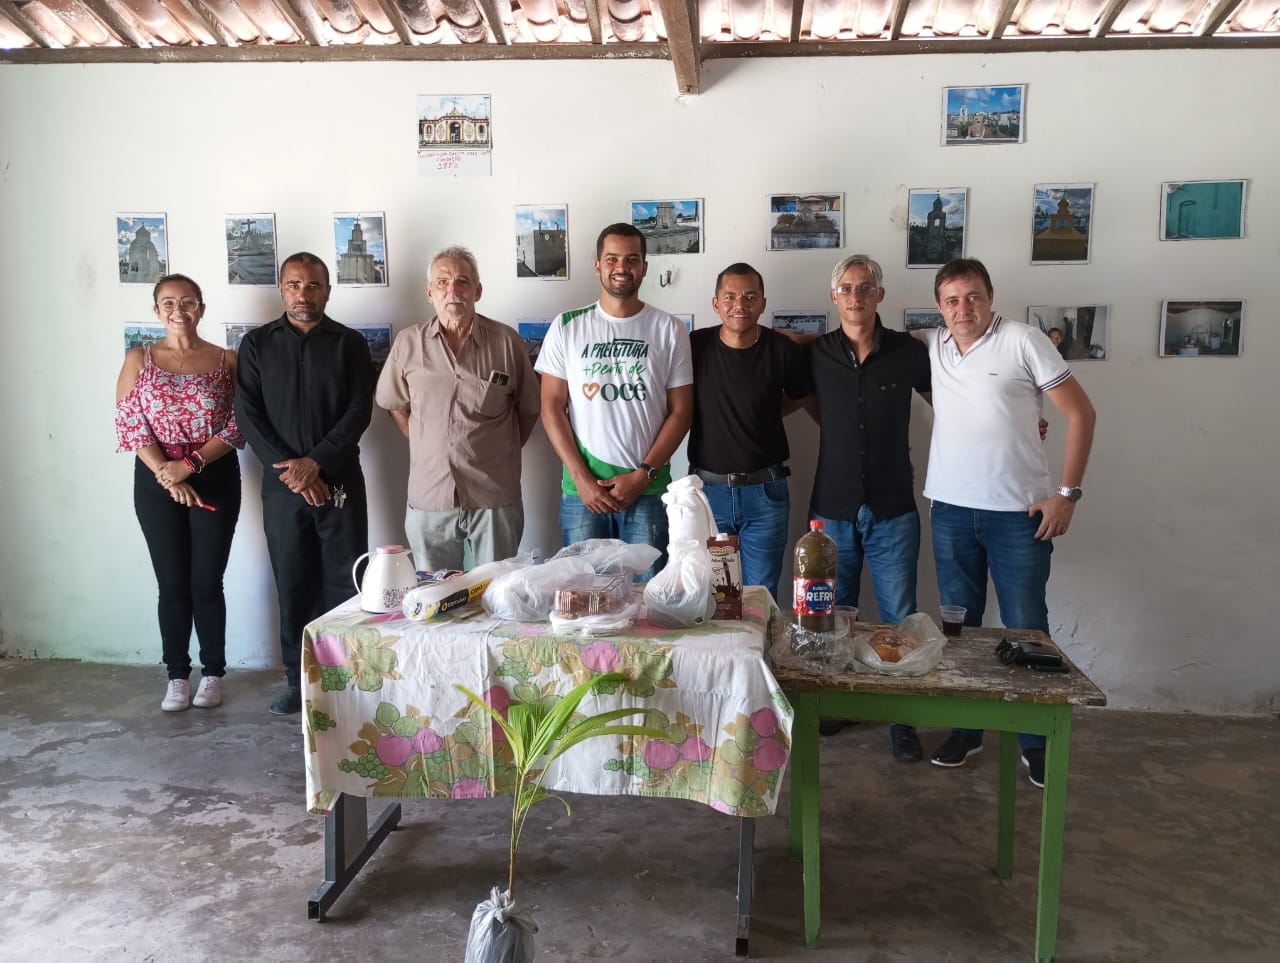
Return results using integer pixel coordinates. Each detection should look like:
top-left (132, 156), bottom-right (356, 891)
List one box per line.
top-left (940, 605), bottom-right (966, 637)
top-left (834, 605), bottom-right (858, 632)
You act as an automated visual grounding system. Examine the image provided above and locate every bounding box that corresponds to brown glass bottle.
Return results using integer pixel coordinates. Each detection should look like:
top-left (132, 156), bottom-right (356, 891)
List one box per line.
top-left (793, 519), bottom-right (838, 632)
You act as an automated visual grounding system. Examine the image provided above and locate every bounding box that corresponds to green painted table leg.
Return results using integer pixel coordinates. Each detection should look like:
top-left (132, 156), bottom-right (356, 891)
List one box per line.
top-left (996, 730), bottom-right (1018, 878)
top-left (1035, 710), bottom-right (1073, 963)
top-left (789, 693), bottom-right (822, 947)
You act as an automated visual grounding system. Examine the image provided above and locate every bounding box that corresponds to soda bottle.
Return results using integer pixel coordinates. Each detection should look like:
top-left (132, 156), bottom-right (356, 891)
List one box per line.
top-left (793, 519), bottom-right (837, 632)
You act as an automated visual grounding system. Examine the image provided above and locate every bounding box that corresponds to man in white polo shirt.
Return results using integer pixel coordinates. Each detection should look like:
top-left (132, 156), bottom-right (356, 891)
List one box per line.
top-left (923, 258), bottom-right (1096, 788)
top-left (536, 223), bottom-right (694, 580)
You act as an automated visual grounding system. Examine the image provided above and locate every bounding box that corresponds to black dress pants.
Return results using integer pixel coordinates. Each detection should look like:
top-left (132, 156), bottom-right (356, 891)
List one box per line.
top-left (261, 474), bottom-right (367, 688)
top-left (134, 456), bottom-right (242, 679)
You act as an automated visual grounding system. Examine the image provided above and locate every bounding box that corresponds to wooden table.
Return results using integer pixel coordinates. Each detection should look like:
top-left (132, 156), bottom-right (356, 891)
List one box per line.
top-left (771, 625), bottom-right (1106, 963)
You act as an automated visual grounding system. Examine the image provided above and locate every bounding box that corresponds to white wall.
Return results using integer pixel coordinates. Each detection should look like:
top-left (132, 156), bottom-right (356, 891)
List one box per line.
top-left (1, 51), bottom-right (1277, 714)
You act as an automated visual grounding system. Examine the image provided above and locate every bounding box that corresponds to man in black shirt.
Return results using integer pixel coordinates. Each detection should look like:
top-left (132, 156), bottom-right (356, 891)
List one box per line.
top-left (807, 254), bottom-right (931, 760)
top-left (236, 252), bottom-right (375, 714)
top-left (688, 263), bottom-right (811, 601)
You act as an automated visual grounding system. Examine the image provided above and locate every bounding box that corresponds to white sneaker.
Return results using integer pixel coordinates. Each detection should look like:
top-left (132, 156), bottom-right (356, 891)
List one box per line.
top-left (162, 678), bottom-right (191, 711)
top-left (192, 676), bottom-right (223, 708)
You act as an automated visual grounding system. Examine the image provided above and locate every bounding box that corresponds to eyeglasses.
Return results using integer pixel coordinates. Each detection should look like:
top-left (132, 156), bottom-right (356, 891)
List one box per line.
top-left (833, 282), bottom-right (879, 297)
top-left (157, 298), bottom-right (201, 311)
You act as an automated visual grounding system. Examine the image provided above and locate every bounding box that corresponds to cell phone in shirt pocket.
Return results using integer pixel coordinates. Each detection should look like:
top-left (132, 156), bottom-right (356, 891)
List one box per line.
top-left (479, 369), bottom-right (511, 417)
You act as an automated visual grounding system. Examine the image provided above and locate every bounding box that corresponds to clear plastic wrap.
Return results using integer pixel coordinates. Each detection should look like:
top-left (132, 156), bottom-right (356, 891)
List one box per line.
top-left (551, 538), bottom-right (660, 576)
top-left (482, 557), bottom-right (594, 621)
top-left (549, 574), bottom-right (638, 636)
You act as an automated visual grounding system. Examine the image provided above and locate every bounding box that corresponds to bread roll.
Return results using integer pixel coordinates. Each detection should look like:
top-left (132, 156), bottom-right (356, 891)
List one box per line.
top-left (868, 627), bottom-right (920, 663)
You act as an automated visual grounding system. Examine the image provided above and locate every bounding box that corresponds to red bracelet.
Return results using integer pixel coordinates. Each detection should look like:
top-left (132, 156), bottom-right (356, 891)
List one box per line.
top-left (183, 455), bottom-right (200, 474)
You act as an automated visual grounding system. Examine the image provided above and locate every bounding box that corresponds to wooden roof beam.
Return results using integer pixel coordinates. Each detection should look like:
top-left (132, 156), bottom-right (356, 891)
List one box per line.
top-left (1198, 0), bottom-right (1243, 35)
top-left (1092, 0), bottom-right (1129, 37)
top-left (271, 0), bottom-right (323, 45)
top-left (371, 0), bottom-right (417, 43)
top-left (175, 0), bottom-right (233, 45)
top-left (663, 0), bottom-right (700, 94)
top-left (988, 0), bottom-right (1019, 40)
top-left (474, 0), bottom-right (510, 43)
top-left (790, 0), bottom-right (803, 41)
top-left (78, 0), bottom-right (150, 47)
top-left (585, 0), bottom-right (603, 43)
top-left (888, 0), bottom-right (908, 40)
top-left (0, 0), bottom-right (56, 46)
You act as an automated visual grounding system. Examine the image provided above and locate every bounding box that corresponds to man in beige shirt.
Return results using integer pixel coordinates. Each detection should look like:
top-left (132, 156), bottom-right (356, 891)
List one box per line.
top-left (376, 246), bottom-right (540, 570)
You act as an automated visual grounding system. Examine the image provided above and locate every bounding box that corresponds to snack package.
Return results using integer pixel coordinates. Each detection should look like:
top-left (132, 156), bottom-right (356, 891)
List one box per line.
top-left (707, 533), bottom-right (743, 620)
top-left (402, 558), bottom-right (526, 622)
top-left (548, 574), bottom-right (639, 636)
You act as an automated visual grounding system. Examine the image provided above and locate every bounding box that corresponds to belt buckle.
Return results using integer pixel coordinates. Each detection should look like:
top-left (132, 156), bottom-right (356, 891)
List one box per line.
top-left (726, 472), bottom-right (746, 487)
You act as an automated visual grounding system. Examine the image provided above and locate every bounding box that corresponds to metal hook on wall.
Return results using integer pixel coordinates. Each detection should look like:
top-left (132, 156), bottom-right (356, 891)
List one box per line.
top-left (658, 269), bottom-right (674, 287)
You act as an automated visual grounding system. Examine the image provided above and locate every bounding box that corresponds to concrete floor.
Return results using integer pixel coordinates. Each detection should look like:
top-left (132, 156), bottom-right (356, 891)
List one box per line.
top-left (0, 658), bottom-right (1275, 962)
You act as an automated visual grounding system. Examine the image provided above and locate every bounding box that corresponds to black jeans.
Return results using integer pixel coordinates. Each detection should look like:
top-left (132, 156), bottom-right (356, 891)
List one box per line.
top-left (261, 474), bottom-right (367, 688)
top-left (134, 456), bottom-right (242, 679)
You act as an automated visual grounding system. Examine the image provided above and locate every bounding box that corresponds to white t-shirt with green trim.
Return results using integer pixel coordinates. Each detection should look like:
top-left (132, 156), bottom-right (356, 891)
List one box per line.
top-left (535, 302), bottom-right (693, 495)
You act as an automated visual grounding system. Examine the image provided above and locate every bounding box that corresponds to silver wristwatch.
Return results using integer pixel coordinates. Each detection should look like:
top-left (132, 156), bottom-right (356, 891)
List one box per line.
top-left (1056, 486), bottom-right (1083, 502)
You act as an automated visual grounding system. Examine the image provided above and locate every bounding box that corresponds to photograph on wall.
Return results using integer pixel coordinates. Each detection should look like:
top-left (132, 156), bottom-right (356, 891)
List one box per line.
top-left (1159, 300), bottom-right (1244, 358)
top-left (332, 213), bottom-right (387, 286)
top-left (225, 214), bottom-right (277, 285)
top-left (417, 94), bottom-right (491, 177)
top-left (223, 323), bottom-right (263, 351)
top-left (1031, 184), bottom-right (1094, 264)
top-left (350, 323), bottom-right (393, 372)
top-left (907, 188), bottom-right (967, 268)
top-left (515, 205), bottom-right (568, 279)
top-left (942, 85), bottom-right (1025, 145)
top-left (767, 193), bottom-right (843, 251)
top-left (123, 325), bottom-right (166, 351)
top-left (117, 214), bottom-right (168, 284)
top-left (517, 319), bottom-right (551, 364)
top-left (770, 311), bottom-right (827, 335)
top-left (1160, 180), bottom-right (1246, 240)
top-left (904, 308), bottom-right (945, 332)
top-left (1028, 305), bottom-right (1110, 361)
top-left (630, 199), bottom-right (702, 255)
top-left (673, 313), bottom-right (694, 332)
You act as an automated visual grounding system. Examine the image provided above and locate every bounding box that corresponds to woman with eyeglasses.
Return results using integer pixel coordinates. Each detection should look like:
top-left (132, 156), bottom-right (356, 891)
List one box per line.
top-left (115, 274), bottom-right (244, 712)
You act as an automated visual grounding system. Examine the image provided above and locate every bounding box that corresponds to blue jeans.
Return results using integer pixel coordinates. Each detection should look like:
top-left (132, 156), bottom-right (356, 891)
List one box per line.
top-left (560, 493), bottom-right (667, 582)
top-left (703, 479), bottom-right (789, 603)
top-left (813, 507), bottom-right (919, 624)
top-left (931, 500), bottom-right (1054, 750)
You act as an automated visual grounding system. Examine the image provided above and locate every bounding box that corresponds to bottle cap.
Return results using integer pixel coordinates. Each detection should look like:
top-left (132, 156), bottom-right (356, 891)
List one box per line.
top-left (809, 519), bottom-right (823, 531)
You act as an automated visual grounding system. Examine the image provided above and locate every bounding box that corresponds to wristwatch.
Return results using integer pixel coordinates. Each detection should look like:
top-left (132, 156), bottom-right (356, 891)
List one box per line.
top-left (1056, 486), bottom-right (1083, 502)
top-left (638, 462), bottom-right (660, 482)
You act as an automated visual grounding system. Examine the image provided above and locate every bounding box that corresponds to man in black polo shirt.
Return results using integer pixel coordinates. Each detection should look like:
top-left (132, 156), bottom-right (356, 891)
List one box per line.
top-left (236, 252), bottom-right (375, 715)
top-left (807, 254), bottom-right (931, 760)
top-left (688, 262), bottom-right (811, 602)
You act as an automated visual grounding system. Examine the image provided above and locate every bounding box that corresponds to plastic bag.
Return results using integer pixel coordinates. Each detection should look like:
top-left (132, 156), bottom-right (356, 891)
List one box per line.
top-left (551, 538), bottom-right (660, 577)
top-left (850, 612), bottom-right (947, 676)
top-left (643, 540), bottom-right (717, 628)
top-left (482, 557), bottom-right (595, 621)
top-left (464, 886), bottom-right (538, 963)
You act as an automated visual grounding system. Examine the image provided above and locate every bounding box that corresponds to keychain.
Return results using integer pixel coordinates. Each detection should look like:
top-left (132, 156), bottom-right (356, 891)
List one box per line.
top-left (332, 484), bottom-right (346, 509)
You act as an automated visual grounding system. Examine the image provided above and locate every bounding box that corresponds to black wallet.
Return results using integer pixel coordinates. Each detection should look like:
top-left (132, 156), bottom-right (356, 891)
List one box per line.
top-left (995, 638), bottom-right (1068, 673)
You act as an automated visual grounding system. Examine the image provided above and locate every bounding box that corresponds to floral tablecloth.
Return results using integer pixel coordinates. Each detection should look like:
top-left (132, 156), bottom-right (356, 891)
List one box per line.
top-left (303, 586), bottom-right (792, 818)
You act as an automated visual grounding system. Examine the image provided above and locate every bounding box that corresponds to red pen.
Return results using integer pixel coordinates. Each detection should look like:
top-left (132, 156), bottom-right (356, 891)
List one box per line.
top-left (194, 502), bottom-right (218, 512)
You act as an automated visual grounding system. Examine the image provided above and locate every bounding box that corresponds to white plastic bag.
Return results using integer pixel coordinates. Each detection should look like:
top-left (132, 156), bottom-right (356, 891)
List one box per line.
top-left (551, 538), bottom-right (660, 577)
top-left (464, 886), bottom-right (538, 963)
top-left (482, 557), bottom-right (594, 621)
top-left (643, 540), bottom-right (717, 628)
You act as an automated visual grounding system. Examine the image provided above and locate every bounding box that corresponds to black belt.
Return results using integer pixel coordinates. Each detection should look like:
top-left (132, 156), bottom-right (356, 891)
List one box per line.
top-left (693, 465), bottom-right (791, 488)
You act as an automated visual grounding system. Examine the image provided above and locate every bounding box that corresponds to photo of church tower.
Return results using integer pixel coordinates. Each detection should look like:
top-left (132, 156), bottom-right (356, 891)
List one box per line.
top-left (333, 213), bottom-right (387, 286)
top-left (1031, 184), bottom-right (1094, 264)
top-left (907, 188), bottom-right (967, 268)
top-left (116, 214), bottom-right (168, 284)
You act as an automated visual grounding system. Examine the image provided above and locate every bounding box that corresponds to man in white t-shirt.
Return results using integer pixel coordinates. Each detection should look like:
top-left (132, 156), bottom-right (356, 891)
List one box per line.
top-left (536, 223), bottom-right (694, 579)
top-left (922, 258), bottom-right (1096, 788)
